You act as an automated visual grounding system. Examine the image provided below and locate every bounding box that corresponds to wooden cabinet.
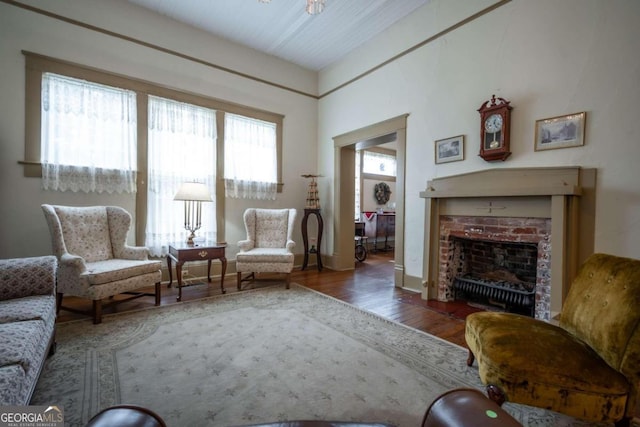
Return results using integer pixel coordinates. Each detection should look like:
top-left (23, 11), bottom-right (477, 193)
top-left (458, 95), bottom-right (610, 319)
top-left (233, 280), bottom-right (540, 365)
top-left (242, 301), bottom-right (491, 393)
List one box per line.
top-left (375, 213), bottom-right (395, 251)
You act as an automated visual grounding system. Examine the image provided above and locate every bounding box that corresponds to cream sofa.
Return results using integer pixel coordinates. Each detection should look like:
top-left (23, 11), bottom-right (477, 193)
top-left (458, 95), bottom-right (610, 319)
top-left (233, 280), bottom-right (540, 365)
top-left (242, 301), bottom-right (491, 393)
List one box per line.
top-left (0, 256), bottom-right (57, 405)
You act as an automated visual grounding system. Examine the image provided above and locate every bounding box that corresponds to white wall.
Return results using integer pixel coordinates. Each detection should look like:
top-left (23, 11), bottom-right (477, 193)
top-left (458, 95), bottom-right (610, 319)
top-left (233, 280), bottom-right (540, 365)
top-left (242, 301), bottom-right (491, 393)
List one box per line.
top-left (0, 0), bottom-right (317, 259)
top-left (318, 0), bottom-right (640, 286)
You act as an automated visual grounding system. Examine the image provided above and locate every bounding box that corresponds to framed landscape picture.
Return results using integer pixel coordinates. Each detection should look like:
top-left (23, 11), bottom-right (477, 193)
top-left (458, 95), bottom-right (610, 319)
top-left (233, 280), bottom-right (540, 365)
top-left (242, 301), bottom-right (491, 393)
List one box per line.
top-left (435, 135), bottom-right (464, 164)
top-left (534, 112), bottom-right (586, 151)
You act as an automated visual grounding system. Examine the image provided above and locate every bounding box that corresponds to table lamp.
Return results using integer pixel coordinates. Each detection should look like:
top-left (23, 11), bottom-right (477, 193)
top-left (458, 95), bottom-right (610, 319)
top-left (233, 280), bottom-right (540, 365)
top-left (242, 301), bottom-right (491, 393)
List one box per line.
top-left (174, 182), bottom-right (212, 245)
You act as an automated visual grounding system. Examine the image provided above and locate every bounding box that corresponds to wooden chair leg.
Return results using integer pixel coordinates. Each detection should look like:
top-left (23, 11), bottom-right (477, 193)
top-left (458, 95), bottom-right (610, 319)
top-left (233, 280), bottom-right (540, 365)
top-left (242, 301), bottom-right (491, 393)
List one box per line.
top-left (56, 292), bottom-right (63, 314)
top-left (48, 328), bottom-right (57, 357)
top-left (486, 384), bottom-right (506, 406)
top-left (154, 281), bottom-right (161, 306)
top-left (93, 300), bottom-right (103, 324)
top-left (466, 349), bottom-right (475, 366)
top-left (285, 273), bottom-right (291, 289)
top-left (614, 417), bottom-right (631, 427)
top-left (237, 272), bottom-right (242, 291)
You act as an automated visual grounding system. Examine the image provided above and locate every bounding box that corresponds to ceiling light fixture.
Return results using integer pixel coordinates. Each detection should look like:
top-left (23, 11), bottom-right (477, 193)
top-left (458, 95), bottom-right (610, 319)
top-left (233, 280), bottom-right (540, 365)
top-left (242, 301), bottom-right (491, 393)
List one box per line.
top-left (258, 0), bottom-right (325, 15)
top-left (306, 0), bottom-right (325, 15)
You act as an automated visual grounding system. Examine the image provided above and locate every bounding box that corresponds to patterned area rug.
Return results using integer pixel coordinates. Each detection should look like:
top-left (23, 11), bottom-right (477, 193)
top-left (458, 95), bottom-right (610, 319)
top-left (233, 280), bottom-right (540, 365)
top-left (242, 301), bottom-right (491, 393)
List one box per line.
top-left (33, 284), bottom-right (602, 427)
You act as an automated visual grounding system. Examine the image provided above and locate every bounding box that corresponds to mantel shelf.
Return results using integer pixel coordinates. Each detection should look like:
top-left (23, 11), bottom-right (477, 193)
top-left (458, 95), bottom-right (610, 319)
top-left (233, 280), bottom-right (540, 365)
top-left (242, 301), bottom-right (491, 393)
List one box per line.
top-left (420, 185), bottom-right (582, 199)
top-left (420, 167), bottom-right (589, 200)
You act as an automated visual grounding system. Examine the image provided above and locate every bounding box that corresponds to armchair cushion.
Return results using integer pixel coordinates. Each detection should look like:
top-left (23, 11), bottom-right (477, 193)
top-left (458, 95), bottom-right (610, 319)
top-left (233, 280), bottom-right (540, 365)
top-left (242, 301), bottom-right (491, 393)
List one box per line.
top-left (236, 248), bottom-right (293, 264)
top-left (0, 296), bottom-right (56, 324)
top-left (55, 206), bottom-right (113, 262)
top-left (254, 209), bottom-right (290, 248)
top-left (0, 321), bottom-right (47, 371)
top-left (83, 259), bottom-right (163, 285)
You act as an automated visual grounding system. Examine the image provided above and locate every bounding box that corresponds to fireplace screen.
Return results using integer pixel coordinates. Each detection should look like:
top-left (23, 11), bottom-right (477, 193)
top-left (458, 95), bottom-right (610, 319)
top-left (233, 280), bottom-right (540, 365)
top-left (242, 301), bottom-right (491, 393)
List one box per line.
top-left (449, 237), bottom-right (538, 317)
top-left (454, 274), bottom-right (535, 317)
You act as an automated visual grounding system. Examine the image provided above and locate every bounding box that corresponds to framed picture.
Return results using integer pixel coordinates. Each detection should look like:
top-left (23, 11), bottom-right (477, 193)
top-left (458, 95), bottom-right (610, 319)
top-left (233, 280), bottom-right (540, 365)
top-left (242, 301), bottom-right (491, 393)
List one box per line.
top-left (534, 112), bottom-right (586, 151)
top-left (435, 135), bottom-right (464, 164)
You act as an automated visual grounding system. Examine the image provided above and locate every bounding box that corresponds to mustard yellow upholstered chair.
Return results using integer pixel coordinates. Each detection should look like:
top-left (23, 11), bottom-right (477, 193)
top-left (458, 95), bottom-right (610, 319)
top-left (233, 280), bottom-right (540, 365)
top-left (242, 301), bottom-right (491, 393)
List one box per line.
top-left (42, 205), bottom-right (162, 324)
top-left (236, 208), bottom-right (296, 290)
top-left (465, 253), bottom-right (640, 427)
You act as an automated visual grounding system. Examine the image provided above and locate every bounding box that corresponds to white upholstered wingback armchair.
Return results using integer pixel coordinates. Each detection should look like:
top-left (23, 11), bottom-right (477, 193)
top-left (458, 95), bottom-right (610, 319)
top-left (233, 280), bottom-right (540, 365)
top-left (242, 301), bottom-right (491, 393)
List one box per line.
top-left (42, 205), bottom-right (162, 324)
top-left (236, 208), bottom-right (296, 290)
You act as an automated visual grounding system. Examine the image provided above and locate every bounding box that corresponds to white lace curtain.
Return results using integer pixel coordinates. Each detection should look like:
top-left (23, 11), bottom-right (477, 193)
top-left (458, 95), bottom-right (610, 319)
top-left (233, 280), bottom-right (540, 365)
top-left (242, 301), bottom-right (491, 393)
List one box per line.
top-left (40, 73), bottom-right (137, 193)
top-left (145, 96), bottom-right (217, 257)
top-left (224, 113), bottom-right (277, 200)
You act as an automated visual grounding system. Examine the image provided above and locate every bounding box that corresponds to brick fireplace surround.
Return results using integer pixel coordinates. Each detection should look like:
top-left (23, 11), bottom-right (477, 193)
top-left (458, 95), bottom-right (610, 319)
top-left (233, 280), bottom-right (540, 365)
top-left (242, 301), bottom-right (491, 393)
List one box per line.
top-left (420, 167), bottom-right (596, 320)
top-left (438, 215), bottom-right (552, 319)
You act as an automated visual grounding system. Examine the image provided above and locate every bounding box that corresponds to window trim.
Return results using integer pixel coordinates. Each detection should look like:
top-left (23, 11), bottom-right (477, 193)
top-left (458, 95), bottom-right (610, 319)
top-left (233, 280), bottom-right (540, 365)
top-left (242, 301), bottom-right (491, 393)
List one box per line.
top-left (22, 51), bottom-right (285, 246)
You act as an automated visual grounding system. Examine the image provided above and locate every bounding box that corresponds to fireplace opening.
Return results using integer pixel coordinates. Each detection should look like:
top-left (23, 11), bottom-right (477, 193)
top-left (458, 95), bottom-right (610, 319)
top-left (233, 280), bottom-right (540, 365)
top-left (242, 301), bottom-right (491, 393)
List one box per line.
top-left (450, 237), bottom-right (538, 317)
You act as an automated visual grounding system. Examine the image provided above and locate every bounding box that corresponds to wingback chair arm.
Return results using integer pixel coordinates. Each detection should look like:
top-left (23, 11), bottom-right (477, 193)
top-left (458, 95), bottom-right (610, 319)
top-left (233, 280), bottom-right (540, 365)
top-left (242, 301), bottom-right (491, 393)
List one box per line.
top-left (238, 239), bottom-right (255, 252)
top-left (59, 253), bottom-right (87, 273)
top-left (116, 245), bottom-right (150, 261)
top-left (0, 256), bottom-right (57, 301)
top-left (286, 239), bottom-right (296, 252)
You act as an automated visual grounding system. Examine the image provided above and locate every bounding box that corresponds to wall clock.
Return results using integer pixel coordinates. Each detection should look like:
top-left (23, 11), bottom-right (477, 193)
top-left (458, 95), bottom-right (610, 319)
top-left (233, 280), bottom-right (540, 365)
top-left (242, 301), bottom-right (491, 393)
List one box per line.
top-left (478, 95), bottom-right (512, 161)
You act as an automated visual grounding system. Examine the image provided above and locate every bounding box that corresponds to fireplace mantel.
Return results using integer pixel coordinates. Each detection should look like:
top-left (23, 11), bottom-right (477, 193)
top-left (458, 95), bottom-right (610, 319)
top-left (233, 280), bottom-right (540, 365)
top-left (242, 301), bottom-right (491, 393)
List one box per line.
top-left (420, 167), bottom-right (585, 199)
top-left (420, 167), bottom-right (596, 319)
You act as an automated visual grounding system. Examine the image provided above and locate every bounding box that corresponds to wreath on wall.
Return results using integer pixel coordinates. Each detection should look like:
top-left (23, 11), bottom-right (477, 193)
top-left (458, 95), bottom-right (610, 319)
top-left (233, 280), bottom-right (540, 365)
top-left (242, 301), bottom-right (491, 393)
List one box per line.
top-left (374, 182), bottom-right (392, 205)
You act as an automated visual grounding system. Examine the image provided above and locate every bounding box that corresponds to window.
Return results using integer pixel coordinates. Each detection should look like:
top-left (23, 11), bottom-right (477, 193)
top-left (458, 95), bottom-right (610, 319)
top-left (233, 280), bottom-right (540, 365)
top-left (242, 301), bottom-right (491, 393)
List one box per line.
top-left (146, 96), bottom-right (217, 256)
top-left (356, 148), bottom-right (396, 220)
top-left (224, 113), bottom-right (278, 200)
top-left (23, 52), bottom-right (285, 249)
top-left (41, 73), bottom-right (137, 193)
top-left (362, 150), bottom-right (396, 177)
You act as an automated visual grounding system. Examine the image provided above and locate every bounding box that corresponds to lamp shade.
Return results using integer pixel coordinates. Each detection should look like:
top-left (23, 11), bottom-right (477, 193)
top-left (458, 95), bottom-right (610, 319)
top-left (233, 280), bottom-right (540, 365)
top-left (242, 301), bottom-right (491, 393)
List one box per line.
top-left (173, 182), bottom-right (213, 202)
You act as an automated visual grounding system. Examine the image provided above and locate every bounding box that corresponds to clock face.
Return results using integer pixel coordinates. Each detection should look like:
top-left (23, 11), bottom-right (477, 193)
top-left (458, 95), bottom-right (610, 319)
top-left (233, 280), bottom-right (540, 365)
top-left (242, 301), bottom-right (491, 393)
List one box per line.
top-left (484, 113), bottom-right (503, 133)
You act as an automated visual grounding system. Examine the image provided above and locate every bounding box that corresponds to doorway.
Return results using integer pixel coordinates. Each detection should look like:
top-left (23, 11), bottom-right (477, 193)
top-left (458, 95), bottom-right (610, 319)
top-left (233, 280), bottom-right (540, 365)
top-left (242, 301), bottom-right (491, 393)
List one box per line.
top-left (332, 115), bottom-right (407, 287)
top-left (356, 137), bottom-right (397, 254)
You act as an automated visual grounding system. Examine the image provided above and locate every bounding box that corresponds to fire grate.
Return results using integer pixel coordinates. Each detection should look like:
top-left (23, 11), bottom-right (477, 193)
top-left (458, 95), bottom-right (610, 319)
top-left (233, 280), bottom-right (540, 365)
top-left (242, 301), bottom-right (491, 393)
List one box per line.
top-left (453, 274), bottom-right (535, 317)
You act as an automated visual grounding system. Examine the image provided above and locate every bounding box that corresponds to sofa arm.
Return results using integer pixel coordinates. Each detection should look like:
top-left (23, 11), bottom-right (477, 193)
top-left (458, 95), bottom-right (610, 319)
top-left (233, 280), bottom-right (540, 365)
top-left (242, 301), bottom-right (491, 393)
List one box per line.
top-left (286, 239), bottom-right (296, 252)
top-left (0, 256), bottom-right (57, 301)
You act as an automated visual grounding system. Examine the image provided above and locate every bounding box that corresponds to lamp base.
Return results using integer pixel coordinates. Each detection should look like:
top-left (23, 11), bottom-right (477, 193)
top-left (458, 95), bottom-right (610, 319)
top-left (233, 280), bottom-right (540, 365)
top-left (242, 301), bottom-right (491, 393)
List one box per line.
top-left (186, 232), bottom-right (196, 246)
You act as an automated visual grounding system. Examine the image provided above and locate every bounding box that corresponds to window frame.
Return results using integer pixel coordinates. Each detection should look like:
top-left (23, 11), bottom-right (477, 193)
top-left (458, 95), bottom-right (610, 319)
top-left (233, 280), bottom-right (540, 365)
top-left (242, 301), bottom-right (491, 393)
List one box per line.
top-left (22, 51), bottom-right (284, 246)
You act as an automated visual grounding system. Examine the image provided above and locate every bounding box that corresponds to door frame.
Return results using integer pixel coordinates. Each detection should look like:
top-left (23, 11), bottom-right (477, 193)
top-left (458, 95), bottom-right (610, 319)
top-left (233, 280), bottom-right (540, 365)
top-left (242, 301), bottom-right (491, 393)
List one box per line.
top-left (332, 114), bottom-right (408, 286)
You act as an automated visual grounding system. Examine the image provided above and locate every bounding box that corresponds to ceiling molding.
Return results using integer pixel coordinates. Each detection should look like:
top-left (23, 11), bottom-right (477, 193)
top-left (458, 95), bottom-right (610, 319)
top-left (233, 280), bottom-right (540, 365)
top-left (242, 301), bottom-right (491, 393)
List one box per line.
top-left (318, 0), bottom-right (511, 99)
top-left (4, 0), bottom-right (511, 100)
top-left (2, 0), bottom-right (318, 99)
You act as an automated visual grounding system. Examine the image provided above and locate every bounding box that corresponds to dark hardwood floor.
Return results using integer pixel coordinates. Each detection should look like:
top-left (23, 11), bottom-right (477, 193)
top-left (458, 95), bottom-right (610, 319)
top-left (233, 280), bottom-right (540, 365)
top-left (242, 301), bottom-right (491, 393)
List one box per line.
top-left (56, 250), bottom-right (474, 347)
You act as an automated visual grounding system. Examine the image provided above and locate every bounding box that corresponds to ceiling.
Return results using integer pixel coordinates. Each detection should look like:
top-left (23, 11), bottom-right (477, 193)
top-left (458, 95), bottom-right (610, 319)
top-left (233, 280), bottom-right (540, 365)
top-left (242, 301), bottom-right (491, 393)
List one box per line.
top-left (125, 0), bottom-right (431, 71)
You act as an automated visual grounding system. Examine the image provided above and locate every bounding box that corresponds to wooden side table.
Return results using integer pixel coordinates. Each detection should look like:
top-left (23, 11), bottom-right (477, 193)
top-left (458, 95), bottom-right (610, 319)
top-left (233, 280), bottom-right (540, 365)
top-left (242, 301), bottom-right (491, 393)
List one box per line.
top-left (301, 208), bottom-right (323, 271)
top-left (167, 241), bottom-right (227, 301)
